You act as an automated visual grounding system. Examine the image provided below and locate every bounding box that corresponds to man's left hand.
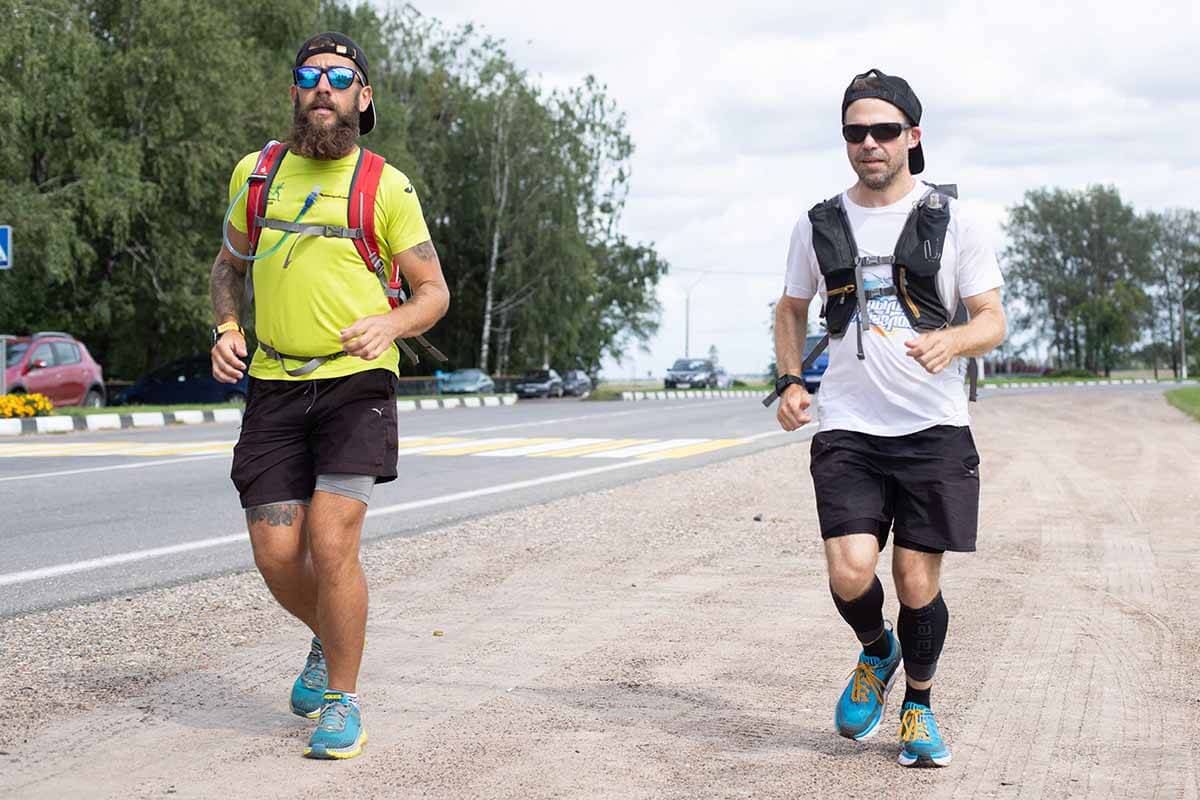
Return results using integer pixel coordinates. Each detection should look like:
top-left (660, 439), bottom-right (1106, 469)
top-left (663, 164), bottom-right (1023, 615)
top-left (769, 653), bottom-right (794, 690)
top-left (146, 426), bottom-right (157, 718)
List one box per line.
top-left (904, 329), bottom-right (960, 374)
top-left (340, 314), bottom-right (400, 361)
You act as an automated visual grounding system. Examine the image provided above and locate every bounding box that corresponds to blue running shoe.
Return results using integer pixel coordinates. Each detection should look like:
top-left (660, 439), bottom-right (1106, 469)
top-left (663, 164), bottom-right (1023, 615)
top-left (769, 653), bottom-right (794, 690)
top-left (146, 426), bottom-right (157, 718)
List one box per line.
top-left (290, 639), bottom-right (327, 719)
top-left (304, 693), bottom-right (367, 760)
top-left (834, 625), bottom-right (901, 740)
top-left (897, 702), bottom-right (952, 767)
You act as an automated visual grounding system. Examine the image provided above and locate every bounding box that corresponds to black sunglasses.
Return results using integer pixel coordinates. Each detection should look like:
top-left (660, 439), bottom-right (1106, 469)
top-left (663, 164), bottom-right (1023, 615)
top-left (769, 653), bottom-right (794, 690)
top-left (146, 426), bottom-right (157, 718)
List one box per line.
top-left (842, 123), bottom-right (911, 144)
top-left (293, 65), bottom-right (363, 91)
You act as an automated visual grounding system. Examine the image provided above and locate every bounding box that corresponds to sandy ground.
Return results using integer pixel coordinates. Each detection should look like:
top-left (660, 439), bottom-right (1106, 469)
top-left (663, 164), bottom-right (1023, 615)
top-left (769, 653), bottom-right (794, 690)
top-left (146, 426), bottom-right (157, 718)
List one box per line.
top-left (1, 388), bottom-right (1197, 799)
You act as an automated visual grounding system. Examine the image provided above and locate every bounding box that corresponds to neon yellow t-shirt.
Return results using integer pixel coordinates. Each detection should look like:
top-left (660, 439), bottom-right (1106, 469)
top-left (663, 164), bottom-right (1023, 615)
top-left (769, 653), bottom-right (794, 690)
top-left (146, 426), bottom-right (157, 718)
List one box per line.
top-left (227, 147), bottom-right (431, 380)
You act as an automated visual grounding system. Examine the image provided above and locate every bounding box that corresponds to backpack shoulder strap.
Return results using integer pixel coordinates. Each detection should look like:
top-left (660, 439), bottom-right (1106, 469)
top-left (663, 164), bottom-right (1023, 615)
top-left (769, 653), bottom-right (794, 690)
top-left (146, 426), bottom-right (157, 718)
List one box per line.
top-left (245, 141), bottom-right (288, 254)
top-left (346, 150), bottom-right (449, 367)
top-left (921, 181), bottom-right (958, 199)
top-left (347, 147), bottom-right (388, 280)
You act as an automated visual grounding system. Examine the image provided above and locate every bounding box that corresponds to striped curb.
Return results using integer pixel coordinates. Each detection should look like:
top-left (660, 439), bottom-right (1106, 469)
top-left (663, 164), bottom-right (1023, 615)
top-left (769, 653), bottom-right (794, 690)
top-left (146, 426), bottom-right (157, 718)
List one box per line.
top-left (620, 390), bottom-right (762, 401)
top-left (618, 381), bottom-right (1198, 402)
top-left (0, 394), bottom-right (519, 436)
top-left (980, 379), bottom-right (1197, 391)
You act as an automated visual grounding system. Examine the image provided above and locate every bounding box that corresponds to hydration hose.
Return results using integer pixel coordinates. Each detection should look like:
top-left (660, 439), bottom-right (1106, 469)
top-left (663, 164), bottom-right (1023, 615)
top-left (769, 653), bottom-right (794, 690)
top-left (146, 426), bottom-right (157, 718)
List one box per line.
top-left (222, 182), bottom-right (321, 261)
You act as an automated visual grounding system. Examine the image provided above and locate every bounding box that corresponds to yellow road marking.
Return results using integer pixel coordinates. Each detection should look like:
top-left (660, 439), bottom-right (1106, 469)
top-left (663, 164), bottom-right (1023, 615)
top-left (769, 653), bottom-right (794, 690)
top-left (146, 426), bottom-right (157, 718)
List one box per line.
top-left (531, 438), bottom-right (654, 458)
top-left (639, 438), bottom-right (748, 460)
top-left (426, 437), bottom-right (559, 456)
top-left (394, 437), bottom-right (468, 455)
top-left (0, 441), bottom-right (235, 458)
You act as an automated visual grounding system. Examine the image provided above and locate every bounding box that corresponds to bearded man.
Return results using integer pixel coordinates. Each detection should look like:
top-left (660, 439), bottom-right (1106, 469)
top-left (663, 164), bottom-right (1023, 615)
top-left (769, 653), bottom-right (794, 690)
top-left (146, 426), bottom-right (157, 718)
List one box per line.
top-left (208, 31), bottom-right (449, 760)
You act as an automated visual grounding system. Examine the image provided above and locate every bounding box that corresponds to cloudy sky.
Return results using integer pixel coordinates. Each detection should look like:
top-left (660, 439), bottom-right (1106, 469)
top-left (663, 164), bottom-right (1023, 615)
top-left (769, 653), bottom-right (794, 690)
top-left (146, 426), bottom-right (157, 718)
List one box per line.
top-left (418, 0), bottom-right (1198, 377)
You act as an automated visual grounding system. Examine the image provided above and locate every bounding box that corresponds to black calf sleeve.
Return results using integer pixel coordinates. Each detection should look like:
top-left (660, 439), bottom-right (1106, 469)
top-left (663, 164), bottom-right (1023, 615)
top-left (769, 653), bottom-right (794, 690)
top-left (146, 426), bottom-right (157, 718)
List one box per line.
top-left (898, 592), bottom-right (949, 682)
top-left (831, 575), bottom-right (885, 644)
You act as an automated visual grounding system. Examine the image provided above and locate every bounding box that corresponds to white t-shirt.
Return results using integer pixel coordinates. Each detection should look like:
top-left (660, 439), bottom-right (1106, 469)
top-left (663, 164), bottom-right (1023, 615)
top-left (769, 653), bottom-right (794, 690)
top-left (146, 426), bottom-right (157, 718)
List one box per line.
top-left (784, 182), bottom-right (1003, 436)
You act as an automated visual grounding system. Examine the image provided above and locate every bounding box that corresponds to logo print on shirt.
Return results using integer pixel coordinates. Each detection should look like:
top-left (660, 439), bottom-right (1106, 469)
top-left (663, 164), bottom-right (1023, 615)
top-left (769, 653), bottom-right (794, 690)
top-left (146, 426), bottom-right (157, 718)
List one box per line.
top-left (269, 182), bottom-right (284, 203)
top-left (853, 275), bottom-right (913, 337)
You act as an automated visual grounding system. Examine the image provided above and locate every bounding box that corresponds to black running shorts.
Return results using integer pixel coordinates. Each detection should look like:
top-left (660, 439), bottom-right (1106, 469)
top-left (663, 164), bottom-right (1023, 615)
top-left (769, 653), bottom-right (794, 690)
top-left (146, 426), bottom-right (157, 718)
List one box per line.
top-left (231, 369), bottom-right (399, 508)
top-left (809, 425), bottom-right (980, 553)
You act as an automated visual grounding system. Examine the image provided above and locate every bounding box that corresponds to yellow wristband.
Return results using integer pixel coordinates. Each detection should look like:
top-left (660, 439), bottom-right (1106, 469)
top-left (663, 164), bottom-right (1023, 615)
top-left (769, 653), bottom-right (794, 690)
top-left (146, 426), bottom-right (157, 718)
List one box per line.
top-left (216, 321), bottom-right (243, 336)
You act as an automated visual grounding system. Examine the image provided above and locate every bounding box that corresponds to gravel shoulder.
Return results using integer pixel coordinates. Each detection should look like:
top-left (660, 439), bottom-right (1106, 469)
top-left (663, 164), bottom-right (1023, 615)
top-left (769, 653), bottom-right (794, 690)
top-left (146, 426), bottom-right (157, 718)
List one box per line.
top-left (2, 388), bottom-right (1198, 799)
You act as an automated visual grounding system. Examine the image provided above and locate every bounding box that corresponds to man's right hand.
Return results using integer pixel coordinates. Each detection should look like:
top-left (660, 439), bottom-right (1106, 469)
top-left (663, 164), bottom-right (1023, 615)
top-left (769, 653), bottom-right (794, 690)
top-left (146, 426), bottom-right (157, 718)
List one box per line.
top-left (211, 332), bottom-right (248, 383)
top-left (776, 383), bottom-right (813, 431)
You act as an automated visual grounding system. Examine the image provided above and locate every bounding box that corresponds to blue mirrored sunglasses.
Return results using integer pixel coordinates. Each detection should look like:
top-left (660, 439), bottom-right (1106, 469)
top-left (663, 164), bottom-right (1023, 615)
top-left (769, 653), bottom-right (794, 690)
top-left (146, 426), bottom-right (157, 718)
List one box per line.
top-left (292, 65), bottom-right (362, 91)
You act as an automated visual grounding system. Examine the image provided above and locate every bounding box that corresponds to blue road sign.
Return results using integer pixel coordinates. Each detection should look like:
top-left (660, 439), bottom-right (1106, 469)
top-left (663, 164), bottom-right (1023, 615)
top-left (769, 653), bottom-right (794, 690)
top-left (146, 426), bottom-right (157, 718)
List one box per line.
top-left (0, 226), bottom-right (10, 270)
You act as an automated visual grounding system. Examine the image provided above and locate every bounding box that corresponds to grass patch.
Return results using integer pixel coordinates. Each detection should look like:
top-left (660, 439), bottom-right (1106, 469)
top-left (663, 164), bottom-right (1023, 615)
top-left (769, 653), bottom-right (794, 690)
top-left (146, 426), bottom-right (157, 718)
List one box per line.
top-left (1166, 387), bottom-right (1200, 422)
top-left (584, 386), bottom-right (629, 401)
top-left (53, 402), bottom-right (244, 416)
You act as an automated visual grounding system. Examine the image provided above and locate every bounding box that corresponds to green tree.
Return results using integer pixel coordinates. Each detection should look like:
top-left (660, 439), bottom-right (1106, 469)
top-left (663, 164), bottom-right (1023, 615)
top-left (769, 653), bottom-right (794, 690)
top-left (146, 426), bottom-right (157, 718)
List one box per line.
top-left (0, 0), bottom-right (318, 378)
top-left (1147, 209), bottom-right (1200, 379)
top-left (1003, 185), bottom-right (1154, 376)
top-left (0, 0), bottom-right (667, 385)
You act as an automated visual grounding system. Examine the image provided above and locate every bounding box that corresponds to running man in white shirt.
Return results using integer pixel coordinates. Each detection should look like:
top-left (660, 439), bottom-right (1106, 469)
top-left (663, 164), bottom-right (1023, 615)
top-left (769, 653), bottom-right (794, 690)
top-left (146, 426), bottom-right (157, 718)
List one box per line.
top-left (770, 68), bottom-right (1006, 768)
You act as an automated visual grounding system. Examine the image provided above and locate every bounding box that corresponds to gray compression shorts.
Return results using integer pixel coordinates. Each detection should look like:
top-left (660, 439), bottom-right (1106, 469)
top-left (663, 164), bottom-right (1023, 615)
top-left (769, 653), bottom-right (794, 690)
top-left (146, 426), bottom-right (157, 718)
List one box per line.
top-left (264, 473), bottom-right (377, 508)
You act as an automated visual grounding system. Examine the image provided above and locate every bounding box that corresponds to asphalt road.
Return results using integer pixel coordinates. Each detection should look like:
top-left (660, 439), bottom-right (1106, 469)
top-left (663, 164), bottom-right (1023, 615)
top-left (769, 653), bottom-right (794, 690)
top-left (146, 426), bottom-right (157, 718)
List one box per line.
top-left (4, 382), bottom-right (1196, 799)
top-left (0, 395), bottom-right (799, 617)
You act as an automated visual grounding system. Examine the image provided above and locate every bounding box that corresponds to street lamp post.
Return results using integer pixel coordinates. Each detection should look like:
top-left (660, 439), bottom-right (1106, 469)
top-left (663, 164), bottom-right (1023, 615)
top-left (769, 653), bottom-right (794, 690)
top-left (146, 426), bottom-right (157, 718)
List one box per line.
top-left (684, 275), bottom-right (706, 358)
top-left (1183, 297), bottom-right (1190, 382)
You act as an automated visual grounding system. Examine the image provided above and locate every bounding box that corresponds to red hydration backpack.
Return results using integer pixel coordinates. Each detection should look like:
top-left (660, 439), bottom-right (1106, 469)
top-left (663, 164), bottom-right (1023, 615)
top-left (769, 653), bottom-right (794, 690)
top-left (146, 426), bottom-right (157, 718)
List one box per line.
top-left (241, 140), bottom-right (444, 370)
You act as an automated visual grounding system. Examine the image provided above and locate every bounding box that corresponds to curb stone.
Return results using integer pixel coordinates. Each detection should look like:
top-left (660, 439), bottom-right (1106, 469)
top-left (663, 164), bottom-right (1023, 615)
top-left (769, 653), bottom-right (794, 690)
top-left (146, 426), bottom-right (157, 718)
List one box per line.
top-left (980, 379), bottom-right (1197, 392)
top-left (615, 382), bottom-right (1199, 402)
top-left (0, 394), bottom-right (520, 437)
top-left (620, 390), bottom-right (762, 401)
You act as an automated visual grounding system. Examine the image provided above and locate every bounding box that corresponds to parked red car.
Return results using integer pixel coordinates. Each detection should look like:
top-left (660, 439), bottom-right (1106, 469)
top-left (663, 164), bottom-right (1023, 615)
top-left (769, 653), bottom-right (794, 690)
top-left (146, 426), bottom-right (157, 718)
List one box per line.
top-left (2, 332), bottom-right (107, 407)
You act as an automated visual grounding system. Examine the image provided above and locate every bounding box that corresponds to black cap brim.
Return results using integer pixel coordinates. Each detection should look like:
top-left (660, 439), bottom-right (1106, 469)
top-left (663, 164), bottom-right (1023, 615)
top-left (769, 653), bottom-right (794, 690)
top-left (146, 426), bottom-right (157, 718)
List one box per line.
top-left (360, 97), bottom-right (376, 135)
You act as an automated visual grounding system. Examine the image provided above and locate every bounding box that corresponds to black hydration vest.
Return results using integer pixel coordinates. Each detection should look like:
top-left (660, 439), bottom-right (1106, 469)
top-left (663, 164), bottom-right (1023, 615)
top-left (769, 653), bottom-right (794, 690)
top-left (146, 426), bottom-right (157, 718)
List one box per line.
top-left (805, 182), bottom-right (978, 400)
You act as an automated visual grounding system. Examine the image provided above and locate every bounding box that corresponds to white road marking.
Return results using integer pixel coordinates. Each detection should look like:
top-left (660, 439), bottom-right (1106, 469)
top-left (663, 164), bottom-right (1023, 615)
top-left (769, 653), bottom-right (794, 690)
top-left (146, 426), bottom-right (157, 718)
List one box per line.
top-left (475, 438), bottom-right (609, 457)
top-left (429, 401), bottom-right (739, 436)
top-left (0, 454), bottom-right (231, 484)
top-left (0, 426), bottom-right (807, 589)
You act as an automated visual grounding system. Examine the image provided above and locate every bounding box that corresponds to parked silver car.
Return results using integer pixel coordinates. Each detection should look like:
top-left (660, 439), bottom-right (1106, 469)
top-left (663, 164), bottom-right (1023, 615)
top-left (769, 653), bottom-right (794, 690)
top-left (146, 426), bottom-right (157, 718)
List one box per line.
top-left (442, 368), bottom-right (495, 394)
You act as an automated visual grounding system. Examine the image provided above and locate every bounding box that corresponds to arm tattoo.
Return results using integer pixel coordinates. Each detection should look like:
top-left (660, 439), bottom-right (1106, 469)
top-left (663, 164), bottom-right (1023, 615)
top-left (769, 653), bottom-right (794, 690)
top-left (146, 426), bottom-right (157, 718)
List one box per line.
top-left (246, 503), bottom-right (303, 527)
top-left (408, 241), bottom-right (437, 262)
top-left (210, 255), bottom-right (246, 323)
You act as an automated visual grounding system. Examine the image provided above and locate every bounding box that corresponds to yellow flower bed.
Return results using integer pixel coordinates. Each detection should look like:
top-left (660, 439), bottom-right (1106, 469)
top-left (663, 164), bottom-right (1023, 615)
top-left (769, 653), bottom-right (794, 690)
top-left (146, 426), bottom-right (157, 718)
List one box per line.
top-left (0, 393), bottom-right (54, 418)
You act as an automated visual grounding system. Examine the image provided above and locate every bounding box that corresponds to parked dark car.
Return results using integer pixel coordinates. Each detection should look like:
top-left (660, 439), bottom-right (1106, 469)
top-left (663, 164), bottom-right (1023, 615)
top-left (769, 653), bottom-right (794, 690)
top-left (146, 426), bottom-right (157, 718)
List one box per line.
top-left (803, 333), bottom-right (830, 392)
top-left (442, 368), bottom-right (495, 394)
top-left (664, 358), bottom-right (717, 389)
top-left (514, 369), bottom-right (564, 398)
top-left (116, 355), bottom-right (249, 405)
top-left (3, 331), bottom-right (106, 407)
top-left (561, 370), bottom-right (592, 397)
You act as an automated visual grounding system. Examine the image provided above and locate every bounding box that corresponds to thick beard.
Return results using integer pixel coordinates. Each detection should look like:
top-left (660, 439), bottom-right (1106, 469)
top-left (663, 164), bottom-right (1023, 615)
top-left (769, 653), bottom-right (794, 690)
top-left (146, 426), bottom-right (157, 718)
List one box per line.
top-left (287, 94), bottom-right (360, 160)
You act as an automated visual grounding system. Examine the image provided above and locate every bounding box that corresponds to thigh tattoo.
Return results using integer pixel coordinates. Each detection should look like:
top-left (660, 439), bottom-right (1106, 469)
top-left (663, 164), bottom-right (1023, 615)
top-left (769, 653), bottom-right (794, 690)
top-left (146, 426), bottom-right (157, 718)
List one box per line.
top-left (246, 503), bottom-right (304, 527)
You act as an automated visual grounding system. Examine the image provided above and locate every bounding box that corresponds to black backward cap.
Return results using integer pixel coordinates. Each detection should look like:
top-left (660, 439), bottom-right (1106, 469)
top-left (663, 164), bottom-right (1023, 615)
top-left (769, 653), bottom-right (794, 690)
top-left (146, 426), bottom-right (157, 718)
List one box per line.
top-left (841, 68), bottom-right (924, 174)
top-left (295, 31), bottom-right (376, 135)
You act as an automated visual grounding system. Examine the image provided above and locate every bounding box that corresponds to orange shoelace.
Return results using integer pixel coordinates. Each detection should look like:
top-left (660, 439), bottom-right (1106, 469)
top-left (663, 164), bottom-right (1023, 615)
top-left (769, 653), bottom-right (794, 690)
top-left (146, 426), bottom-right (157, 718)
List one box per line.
top-left (848, 662), bottom-right (886, 703)
top-left (899, 707), bottom-right (932, 743)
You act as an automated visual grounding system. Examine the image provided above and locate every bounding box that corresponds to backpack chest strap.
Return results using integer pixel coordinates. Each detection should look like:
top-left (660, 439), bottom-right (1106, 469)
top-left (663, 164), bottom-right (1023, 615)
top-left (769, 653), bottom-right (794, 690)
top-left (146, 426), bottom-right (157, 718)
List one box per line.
top-left (255, 217), bottom-right (363, 240)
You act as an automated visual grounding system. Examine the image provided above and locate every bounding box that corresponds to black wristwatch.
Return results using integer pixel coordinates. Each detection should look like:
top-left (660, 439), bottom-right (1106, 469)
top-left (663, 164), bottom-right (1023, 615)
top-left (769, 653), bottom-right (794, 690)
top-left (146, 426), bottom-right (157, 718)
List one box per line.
top-left (761, 374), bottom-right (806, 407)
